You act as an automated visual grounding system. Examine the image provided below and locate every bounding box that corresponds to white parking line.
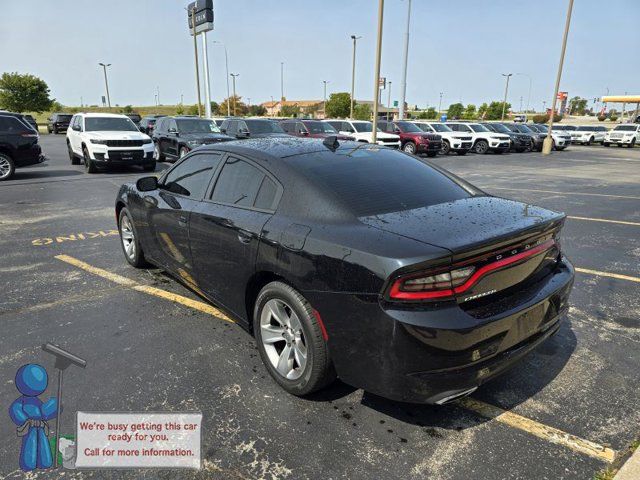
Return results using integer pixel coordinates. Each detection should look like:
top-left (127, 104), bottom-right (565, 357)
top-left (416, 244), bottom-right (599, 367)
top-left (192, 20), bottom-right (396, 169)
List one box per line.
top-left (489, 187), bottom-right (640, 201)
top-left (567, 216), bottom-right (640, 227)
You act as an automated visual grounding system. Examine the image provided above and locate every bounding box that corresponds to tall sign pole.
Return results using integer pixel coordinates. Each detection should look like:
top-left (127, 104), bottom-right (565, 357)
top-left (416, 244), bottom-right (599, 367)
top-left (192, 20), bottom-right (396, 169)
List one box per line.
top-left (398, 0), bottom-right (411, 119)
top-left (202, 31), bottom-right (212, 118)
top-left (191, 4), bottom-right (202, 117)
top-left (371, 0), bottom-right (385, 144)
top-left (543, 0), bottom-right (574, 155)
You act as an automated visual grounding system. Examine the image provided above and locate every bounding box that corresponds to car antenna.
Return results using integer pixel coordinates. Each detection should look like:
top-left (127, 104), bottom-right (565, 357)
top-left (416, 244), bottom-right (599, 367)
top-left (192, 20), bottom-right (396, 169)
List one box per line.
top-left (323, 135), bottom-right (340, 151)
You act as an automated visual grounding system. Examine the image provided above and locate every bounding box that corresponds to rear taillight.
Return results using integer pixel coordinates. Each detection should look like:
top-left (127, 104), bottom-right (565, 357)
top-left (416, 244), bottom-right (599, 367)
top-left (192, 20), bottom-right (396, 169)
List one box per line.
top-left (21, 132), bottom-right (38, 138)
top-left (388, 238), bottom-right (556, 302)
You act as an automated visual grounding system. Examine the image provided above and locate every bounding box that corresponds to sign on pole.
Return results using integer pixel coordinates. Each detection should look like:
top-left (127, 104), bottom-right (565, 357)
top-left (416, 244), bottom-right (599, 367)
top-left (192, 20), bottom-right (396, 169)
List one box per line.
top-left (187, 0), bottom-right (214, 35)
top-left (378, 77), bottom-right (386, 89)
top-left (440, 114), bottom-right (447, 122)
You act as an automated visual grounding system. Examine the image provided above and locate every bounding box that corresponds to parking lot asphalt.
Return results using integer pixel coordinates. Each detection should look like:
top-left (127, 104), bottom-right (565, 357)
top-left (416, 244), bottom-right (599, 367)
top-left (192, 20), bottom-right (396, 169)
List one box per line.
top-left (1, 135), bottom-right (639, 479)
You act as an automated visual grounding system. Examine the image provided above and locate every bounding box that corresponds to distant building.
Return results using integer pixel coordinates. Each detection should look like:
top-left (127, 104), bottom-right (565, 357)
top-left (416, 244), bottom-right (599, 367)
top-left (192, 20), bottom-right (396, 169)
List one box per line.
top-left (260, 99), bottom-right (400, 120)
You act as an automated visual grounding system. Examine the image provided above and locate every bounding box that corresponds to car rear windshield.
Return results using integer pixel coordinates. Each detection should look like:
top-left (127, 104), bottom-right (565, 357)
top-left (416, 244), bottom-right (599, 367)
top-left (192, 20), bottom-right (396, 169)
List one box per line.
top-left (304, 121), bottom-right (336, 134)
top-left (245, 120), bottom-right (285, 134)
top-left (57, 115), bottom-right (72, 121)
top-left (177, 119), bottom-right (220, 133)
top-left (85, 117), bottom-right (138, 132)
top-left (613, 125), bottom-right (637, 132)
top-left (293, 147), bottom-right (472, 216)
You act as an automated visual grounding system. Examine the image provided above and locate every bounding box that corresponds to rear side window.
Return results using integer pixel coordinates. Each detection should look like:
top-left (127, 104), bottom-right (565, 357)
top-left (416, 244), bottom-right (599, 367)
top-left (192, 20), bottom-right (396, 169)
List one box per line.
top-left (292, 148), bottom-right (471, 216)
top-left (0, 116), bottom-right (28, 132)
top-left (211, 157), bottom-right (279, 211)
top-left (162, 153), bottom-right (222, 198)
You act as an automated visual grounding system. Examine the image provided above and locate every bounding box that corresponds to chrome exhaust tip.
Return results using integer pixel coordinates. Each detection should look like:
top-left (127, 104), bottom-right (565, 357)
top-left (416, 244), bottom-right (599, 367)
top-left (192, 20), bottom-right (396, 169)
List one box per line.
top-left (434, 387), bottom-right (478, 405)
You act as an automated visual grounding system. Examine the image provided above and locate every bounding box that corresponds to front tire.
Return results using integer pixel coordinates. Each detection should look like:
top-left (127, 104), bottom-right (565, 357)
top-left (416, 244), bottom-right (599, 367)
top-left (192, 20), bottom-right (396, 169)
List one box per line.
top-left (68, 142), bottom-right (80, 165)
top-left (603, 142), bottom-right (610, 147)
top-left (585, 136), bottom-right (593, 146)
top-left (254, 281), bottom-right (335, 396)
top-left (402, 142), bottom-right (416, 154)
top-left (153, 142), bottom-right (164, 161)
top-left (440, 140), bottom-right (451, 155)
top-left (0, 153), bottom-right (15, 181)
top-left (118, 208), bottom-right (149, 268)
top-left (629, 139), bottom-right (636, 148)
top-left (474, 140), bottom-right (489, 154)
top-left (179, 146), bottom-right (190, 158)
top-left (83, 147), bottom-right (97, 173)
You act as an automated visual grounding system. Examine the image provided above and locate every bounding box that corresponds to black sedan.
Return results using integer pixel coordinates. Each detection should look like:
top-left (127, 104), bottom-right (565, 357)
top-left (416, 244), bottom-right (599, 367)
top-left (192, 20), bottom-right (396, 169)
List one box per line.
top-left (115, 137), bottom-right (574, 403)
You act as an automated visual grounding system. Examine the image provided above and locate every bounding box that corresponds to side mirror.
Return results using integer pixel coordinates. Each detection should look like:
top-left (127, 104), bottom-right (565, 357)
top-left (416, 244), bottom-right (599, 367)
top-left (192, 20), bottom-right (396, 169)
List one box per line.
top-left (136, 176), bottom-right (158, 192)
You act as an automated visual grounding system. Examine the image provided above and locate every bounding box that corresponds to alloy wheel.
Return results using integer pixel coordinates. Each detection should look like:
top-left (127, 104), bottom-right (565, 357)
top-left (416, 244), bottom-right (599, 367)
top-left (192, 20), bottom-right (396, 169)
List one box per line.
top-left (440, 141), bottom-right (450, 155)
top-left (403, 142), bottom-right (416, 154)
top-left (154, 144), bottom-right (160, 160)
top-left (120, 214), bottom-right (136, 261)
top-left (260, 298), bottom-right (307, 380)
top-left (0, 156), bottom-right (11, 180)
top-left (475, 141), bottom-right (488, 154)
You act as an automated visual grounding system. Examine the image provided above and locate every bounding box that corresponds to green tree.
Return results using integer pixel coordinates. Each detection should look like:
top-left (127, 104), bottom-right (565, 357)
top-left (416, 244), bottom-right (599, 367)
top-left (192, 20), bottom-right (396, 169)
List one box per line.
top-left (353, 103), bottom-right (372, 121)
top-left (324, 92), bottom-right (351, 118)
top-left (280, 104), bottom-right (300, 117)
top-left (568, 96), bottom-right (588, 115)
top-left (210, 101), bottom-right (219, 115)
top-left (176, 105), bottom-right (185, 115)
top-left (0, 72), bottom-right (53, 112)
top-left (187, 104), bottom-right (200, 115)
top-left (248, 104), bottom-right (267, 116)
top-left (446, 103), bottom-right (464, 119)
top-left (484, 101), bottom-right (511, 120)
top-left (478, 103), bottom-right (489, 119)
top-left (220, 96), bottom-right (247, 116)
top-left (417, 107), bottom-right (438, 120)
top-left (122, 105), bottom-right (133, 114)
top-left (49, 100), bottom-right (64, 112)
top-left (462, 104), bottom-right (477, 120)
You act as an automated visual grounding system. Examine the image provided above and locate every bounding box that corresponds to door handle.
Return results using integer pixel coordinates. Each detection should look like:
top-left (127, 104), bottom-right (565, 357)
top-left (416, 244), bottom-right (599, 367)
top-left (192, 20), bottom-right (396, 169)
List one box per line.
top-left (178, 215), bottom-right (188, 226)
top-left (237, 229), bottom-right (252, 244)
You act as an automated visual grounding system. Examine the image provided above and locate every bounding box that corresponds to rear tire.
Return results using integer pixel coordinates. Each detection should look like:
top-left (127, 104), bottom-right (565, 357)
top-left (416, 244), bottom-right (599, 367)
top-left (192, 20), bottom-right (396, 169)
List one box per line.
top-left (474, 140), bottom-right (489, 154)
top-left (254, 281), bottom-right (335, 396)
top-left (0, 153), bottom-right (15, 181)
top-left (118, 207), bottom-right (150, 268)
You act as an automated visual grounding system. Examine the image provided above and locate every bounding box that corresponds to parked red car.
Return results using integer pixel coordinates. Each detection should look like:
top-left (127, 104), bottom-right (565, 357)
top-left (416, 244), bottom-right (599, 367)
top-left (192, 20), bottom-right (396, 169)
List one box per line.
top-left (281, 119), bottom-right (354, 140)
top-left (378, 120), bottom-right (442, 157)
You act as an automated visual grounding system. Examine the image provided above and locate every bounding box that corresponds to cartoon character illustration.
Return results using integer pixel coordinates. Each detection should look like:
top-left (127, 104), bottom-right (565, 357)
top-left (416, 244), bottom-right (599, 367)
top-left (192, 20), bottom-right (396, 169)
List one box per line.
top-left (9, 364), bottom-right (58, 471)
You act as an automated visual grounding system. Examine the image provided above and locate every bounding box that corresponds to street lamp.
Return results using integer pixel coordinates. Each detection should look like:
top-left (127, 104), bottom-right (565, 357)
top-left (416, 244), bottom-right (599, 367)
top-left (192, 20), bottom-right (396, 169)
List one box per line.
top-left (230, 73), bottom-right (239, 116)
top-left (516, 73), bottom-right (532, 112)
top-left (438, 92), bottom-right (443, 114)
top-left (543, 0), bottom-right (574, 155)
top-left (501, 73), bottom-right (513, 121)
top-left (387, 80), bottom-right (392, 121)
top-left (322, 80), bottom-right (330, 118)
top-left (212, 41), bottom-right (231, 116)
top-left (98, 63), bottom-right (111, 108)
top-left (350, 35), bottom-right (362, 119)
top-left (280, 62), bottom-right (284, 101)
top-left (398, 0), bottom-right (412, 119)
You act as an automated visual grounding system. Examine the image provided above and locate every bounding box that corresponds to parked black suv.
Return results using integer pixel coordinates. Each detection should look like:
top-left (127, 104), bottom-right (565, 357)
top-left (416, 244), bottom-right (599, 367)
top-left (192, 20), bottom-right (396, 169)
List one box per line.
top-left (152, 116), bottom-right (233, 161)
top-left (0, 111), bottom-right (38, 133)
top-left (0, 113), bottom-right (46, 180)
top-left (482, 123), bottom-right (531, 152)
top-left (504, 123), bottom-right (544, 151)
top-left (47, 113), bottom-right (73, 134)
top-left (220, 118), bottom-right (289, 139)
top-left (139, 115), bottom-right (166, 136)
top-left (125, 113), bottom-right (142, 126)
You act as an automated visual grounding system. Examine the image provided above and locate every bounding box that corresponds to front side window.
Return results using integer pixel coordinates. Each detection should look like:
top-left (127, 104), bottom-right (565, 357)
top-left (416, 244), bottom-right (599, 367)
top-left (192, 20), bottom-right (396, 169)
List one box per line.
top-left (84, 117), bottom-right (138, 132)
top-left (0, 116), bottom-right (29, 132)
top-left (162, 153), bottom-right (222, 198)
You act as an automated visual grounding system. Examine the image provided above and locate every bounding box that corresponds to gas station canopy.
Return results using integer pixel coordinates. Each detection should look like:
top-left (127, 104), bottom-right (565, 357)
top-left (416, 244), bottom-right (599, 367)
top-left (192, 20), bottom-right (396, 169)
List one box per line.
top-left (601, 95), bottom-right (640, 103)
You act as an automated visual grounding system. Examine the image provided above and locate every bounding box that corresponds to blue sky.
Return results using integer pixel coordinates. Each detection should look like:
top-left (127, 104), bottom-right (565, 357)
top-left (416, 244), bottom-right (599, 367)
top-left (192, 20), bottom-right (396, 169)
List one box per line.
top-left (2, 0), bottom-right (638, 110)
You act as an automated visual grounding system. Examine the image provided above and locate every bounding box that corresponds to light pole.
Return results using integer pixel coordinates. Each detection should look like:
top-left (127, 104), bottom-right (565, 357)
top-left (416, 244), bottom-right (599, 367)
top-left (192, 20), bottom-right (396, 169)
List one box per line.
top-left (230, 73), bottom-right (239, 116)
top-left (516, 73), bottom-right (532, 112)
top-left (438, 92), bottom-right (443, 114)
top-left (156, 86), bottom-right (160, 106)
top-left (322, 80), bottom-right (330, 118)
top-left (190, 4), bottom-right (202, 117)
top-left (387, 80), bottom-right (392, 120)
top-left (371, 0), bottom-right (385, 143)
top-left (98, 63), bottom-right (111, 108)
top-left (501, 73), bottom-right (513, 121)
top-left (280, 62), bottom-right (284, 101)
top-left (202, 32), bottom-right (212, 119)
top-left (543, 0), bottom-right (574, 155)
top-left (350, 35), bottom-right (362, 119)
top-left (213, 41), bottom-right (231, 116)
top-left (398, 0), bottom-right (411, 119)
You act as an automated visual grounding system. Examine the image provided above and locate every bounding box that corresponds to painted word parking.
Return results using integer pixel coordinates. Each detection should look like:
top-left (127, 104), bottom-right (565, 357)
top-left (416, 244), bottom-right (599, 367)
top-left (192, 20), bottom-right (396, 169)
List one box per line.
top-left (2, 1), bottom-right (640, 479)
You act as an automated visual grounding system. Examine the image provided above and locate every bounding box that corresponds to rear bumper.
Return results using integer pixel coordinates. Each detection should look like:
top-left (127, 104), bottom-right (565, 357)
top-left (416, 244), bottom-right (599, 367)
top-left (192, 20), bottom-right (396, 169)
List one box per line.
top-left (305, 256), bottom-right (574, 403)
top-left (14, 145), bottom-right (44, 168)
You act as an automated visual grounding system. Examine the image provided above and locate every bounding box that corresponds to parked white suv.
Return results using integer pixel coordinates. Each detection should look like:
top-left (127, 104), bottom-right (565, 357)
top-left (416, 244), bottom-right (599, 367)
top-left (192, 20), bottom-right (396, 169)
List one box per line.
top-left (446, 122), bottom-right (511, 154)
top-left (324, 119), bottom-right (400, 148)
top-left (603, 124), bottom-right (640, 148)
top-left (570, 125), bottom-right (608, 145)
top-left (412, 121), bottom-right (472, 155)
top-left (66, 113), bottom-right (155, 173)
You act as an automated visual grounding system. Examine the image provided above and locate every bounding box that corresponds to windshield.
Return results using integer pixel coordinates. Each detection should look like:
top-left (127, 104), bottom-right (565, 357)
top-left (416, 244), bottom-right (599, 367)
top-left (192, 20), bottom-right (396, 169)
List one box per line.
top-left (428, 123), bottom-right (452, 133)
top-left (396, 121), bottom-right (422, 133)
top-left (177, 119), bottom-right (220, 133)
top-left (305, 121), bottom-right (337, 134)
top-left (535, 124), bottom-right (549, 133)
top-left (614, 125), bottom-right (638, 132)
top-left (352, 122), bottom-right (373, 133)
top-left (245, 120), bottom-right (285, 134)
top-left (85, 117), bottom-right (138, 132)
top-left (57, 114), bottom-right (72, 121)
top-left (470, 124), bottom-right (490, 133)
top-left (515, 124), bottom-right (533, 133)
top-left (488, 123), bottom-right (510, 133)
top-left (576, 126), bottom-right (594, 131)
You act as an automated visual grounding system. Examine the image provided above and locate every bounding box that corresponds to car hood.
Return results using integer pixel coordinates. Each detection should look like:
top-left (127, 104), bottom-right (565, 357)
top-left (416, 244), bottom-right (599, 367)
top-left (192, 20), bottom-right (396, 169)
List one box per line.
top-left (250, 133), bottom-right (290, 138)
top-left (359, 196), bottom-right (565, 255)
top-left (86, 131), bottom-right (150, 140)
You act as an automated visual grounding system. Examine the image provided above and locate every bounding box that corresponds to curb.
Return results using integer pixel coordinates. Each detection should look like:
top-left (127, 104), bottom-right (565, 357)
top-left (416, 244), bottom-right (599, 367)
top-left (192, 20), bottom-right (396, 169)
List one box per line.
top-left (614, 446), bottom-right (640, 480)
